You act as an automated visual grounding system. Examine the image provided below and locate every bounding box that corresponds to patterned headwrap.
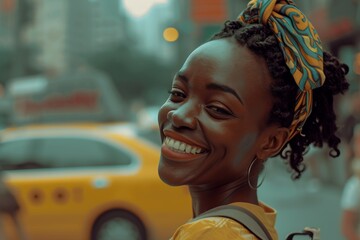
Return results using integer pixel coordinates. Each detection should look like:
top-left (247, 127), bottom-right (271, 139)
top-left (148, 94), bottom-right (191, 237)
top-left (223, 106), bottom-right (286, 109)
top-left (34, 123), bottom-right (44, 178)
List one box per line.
top-left (238, 0), bottom-right (325, 140)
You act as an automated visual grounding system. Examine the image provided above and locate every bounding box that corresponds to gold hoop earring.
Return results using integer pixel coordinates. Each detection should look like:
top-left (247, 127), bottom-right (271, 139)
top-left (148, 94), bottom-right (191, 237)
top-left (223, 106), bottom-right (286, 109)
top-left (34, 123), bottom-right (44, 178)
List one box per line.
top-left (247, 157), bottom-right (266, 190)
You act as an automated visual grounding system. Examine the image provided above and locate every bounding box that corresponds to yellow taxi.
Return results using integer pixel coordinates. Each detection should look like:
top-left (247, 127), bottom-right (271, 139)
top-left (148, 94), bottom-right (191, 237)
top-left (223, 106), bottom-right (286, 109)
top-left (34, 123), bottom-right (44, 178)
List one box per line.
top-left (0, 122), bottom-right (191, 240)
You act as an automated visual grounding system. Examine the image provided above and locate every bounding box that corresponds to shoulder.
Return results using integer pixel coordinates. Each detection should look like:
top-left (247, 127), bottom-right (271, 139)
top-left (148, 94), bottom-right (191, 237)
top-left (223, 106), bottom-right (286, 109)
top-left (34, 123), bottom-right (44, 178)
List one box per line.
top-left (170, 217), bottom-right (259, 240)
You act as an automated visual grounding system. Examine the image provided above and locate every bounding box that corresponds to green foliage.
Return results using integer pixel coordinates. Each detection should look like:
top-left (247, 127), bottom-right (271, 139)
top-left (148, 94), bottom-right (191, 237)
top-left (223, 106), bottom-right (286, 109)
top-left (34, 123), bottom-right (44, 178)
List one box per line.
top-left (86, 43), bottom-right (175, 106)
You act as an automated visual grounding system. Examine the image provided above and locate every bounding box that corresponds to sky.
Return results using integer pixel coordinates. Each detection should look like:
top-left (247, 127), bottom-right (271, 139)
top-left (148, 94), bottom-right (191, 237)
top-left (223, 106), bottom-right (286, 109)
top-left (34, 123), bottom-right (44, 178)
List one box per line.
top-left (121, 0), bottom-right (169, 18)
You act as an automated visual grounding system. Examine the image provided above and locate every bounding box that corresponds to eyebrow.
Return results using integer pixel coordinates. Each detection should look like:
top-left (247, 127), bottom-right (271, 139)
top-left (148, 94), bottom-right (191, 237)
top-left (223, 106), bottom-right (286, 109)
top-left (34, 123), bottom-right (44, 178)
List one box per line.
top-left (207, 83), bottom-right (244, 105)
top-left (176, 73), bottom-right (188, 83)
top-left (176, 73), bottom-right (244, 105)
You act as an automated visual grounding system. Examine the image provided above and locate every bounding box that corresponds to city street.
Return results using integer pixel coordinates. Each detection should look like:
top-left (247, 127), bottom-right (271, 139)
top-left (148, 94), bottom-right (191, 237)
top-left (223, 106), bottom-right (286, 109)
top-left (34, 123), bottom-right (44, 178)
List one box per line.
top-left (259, 159), bottom-right (344, 240)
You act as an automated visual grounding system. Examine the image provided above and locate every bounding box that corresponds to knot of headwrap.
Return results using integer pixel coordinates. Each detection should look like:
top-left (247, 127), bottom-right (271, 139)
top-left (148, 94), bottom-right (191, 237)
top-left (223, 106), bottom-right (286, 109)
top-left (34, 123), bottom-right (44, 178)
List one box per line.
top-left (238, 0), bottom-right (326, 140)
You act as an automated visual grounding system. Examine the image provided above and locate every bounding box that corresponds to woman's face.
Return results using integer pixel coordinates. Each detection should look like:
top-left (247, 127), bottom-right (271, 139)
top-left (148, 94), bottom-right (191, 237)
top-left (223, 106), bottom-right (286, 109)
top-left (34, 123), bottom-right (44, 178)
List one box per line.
top-left (158, 38), bottom-right (274, 187)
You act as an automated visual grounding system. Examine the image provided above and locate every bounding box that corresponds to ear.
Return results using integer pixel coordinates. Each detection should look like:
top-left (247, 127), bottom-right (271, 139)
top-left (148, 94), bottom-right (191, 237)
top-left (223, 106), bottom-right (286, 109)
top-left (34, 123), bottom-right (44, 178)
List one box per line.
top-left (256, 126), bottom-right (289, 160)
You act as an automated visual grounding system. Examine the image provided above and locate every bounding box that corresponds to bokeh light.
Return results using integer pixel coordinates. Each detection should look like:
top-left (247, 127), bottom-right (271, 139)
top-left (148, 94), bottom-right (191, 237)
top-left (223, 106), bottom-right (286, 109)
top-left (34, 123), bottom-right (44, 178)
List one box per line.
top-left (163, 27), bottom-right (179, 42)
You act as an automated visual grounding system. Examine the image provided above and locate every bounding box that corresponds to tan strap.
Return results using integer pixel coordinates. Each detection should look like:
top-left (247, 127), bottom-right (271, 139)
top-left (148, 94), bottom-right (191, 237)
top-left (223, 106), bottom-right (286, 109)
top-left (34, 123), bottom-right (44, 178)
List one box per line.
top-left (192, 205), bottom-right (273, 240)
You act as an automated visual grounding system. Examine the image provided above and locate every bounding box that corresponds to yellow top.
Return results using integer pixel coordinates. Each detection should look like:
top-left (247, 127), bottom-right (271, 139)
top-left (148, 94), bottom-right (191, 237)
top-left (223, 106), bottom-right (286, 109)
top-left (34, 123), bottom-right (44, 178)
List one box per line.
top-left (170, 202), bottom-right (278, 240)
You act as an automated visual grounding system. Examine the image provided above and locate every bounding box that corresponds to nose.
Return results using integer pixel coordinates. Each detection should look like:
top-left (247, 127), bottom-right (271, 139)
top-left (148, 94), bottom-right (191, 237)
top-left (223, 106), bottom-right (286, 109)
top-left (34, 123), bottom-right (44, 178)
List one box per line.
top-left (167, 102), bottom-right (199, 129)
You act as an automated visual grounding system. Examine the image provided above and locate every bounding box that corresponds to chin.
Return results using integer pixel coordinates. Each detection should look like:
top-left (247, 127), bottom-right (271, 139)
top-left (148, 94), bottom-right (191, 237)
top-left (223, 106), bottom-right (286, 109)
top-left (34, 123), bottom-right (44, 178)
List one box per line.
top-left (158, 163), bottom-right (184, 186)
top-left (158, 158), bottom-right (195, 186)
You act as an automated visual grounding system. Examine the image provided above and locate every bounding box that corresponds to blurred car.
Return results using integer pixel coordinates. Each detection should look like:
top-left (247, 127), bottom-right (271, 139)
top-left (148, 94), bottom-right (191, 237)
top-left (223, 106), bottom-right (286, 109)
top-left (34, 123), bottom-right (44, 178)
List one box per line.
top-left (0, 122), bottom-right (191, 240)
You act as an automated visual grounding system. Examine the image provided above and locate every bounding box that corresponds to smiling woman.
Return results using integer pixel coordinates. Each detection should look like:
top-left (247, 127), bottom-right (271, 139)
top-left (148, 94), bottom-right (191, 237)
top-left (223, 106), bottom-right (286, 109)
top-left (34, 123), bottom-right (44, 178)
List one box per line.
top-left (157, 0), bottom-right (349, 239)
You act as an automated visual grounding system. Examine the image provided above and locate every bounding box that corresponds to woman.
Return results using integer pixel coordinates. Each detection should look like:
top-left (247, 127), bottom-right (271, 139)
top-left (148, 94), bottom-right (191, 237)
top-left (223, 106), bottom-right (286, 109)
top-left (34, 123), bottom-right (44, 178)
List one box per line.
top-left (157, 0), bottom-right (349, 239)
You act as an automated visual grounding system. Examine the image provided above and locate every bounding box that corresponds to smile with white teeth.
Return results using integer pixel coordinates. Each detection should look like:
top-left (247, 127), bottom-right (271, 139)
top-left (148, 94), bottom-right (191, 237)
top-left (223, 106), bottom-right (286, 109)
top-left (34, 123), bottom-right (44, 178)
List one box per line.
top-left (164, 137), bottom-right (205, 154)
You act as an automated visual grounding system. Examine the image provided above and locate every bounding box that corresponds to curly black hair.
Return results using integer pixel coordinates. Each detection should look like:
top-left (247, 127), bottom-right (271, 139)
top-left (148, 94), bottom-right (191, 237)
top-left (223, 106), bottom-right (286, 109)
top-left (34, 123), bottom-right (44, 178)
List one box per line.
top-left (211, 18), bottom-right (349, 179)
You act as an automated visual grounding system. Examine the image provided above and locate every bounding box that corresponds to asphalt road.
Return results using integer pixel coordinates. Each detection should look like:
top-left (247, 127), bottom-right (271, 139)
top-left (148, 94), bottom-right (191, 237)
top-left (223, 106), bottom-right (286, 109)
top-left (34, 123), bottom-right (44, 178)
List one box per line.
top-left (259, 159), bottom-right (345, 240)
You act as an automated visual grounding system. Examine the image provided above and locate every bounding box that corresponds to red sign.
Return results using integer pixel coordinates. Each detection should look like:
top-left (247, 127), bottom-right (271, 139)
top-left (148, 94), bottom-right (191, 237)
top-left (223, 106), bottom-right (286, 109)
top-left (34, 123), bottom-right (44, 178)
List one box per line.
top-left (1, 0), bottom-right (15, 12)
top-left (191, 0), bottom-right (227, 23)
top-left (15, 91), bottom-right (99, 117)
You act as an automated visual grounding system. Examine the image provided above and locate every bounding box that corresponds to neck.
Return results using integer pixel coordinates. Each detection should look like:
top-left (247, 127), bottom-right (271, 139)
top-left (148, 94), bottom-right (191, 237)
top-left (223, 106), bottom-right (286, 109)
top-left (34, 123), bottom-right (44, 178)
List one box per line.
top-left (189, 176), bottom-right (258, 217)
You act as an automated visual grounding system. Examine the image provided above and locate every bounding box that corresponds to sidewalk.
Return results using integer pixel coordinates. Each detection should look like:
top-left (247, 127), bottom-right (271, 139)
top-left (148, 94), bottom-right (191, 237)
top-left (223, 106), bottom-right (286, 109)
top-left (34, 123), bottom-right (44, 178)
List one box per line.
top-left (259, 159), bottom-right (344, 240)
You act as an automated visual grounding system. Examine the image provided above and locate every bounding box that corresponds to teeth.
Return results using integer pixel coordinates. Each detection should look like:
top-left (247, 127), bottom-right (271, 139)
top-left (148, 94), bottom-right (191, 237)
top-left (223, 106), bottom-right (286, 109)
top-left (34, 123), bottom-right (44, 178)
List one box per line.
top-left (179, 143), bottom-right (186, 151)
top-left (165, 137), bottom-right (205, 154)
top-left (173, 141), bottom-right (180, 149)
top-left (185, 145), bottom-right (191, 153)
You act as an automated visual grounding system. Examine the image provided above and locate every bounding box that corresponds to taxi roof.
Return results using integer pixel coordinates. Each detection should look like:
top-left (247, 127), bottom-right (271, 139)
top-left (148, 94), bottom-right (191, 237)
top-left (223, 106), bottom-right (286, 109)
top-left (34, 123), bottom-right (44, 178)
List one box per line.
top-left (0, 122), bottom-right (138, 140)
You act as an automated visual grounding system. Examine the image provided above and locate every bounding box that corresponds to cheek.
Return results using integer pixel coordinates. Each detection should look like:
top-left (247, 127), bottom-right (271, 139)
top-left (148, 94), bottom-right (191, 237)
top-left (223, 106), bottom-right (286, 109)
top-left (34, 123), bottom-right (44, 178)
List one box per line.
top-left (204, 119), bottom-right (259, 160)
top-left (232, 132), bottom-right (258, 166)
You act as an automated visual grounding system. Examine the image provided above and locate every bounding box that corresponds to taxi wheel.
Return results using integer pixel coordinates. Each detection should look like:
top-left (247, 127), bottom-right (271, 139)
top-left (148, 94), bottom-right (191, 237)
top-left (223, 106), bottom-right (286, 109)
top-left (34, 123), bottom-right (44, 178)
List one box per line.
top-left (91, 210), bottom-right (147, 240)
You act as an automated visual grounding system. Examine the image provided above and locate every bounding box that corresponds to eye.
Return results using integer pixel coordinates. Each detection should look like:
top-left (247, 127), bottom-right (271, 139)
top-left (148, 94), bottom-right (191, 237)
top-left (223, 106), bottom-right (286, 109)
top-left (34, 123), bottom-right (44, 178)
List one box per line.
top-left (206, 104), bottom-right (234, 119)
top-left (168, 89), bottom-right (186, 102)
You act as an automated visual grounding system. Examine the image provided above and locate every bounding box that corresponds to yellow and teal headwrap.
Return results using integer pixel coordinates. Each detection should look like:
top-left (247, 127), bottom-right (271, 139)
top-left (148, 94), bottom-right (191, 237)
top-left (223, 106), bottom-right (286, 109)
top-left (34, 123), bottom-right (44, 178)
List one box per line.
top-left (238, 0), bottom-right (325, 140)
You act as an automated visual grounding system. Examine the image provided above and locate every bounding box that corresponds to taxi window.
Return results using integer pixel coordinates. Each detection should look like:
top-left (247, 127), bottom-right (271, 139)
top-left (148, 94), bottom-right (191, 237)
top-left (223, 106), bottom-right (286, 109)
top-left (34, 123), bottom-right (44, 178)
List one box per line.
top-left (0, 139), bottom-right (38, 170)
top-left (36, 137), bottom-right (132, 168)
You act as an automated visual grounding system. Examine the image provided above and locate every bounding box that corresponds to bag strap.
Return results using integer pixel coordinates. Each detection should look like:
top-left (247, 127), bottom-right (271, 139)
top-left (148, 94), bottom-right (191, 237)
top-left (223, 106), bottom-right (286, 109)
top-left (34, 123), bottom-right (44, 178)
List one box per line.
top-left (192, 205), bottom-right (273, 240)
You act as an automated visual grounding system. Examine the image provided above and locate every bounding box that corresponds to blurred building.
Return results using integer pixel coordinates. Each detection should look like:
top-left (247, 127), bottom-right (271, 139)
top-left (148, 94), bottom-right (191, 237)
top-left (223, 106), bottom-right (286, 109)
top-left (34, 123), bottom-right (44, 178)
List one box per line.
top-left (0, 0), bottom-right (35, 80)
top-left (0, 0), bottom-right (15, 48)
top-left (24, 0), bottom-right (131, 73)
top-left (2, 0), bottom-right (358, 91)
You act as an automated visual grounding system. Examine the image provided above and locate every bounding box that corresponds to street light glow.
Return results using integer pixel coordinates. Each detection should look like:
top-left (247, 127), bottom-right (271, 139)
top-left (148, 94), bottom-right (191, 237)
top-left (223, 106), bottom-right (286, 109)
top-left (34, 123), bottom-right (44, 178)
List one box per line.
top-left (163, 27), bottom-right (179, 42)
